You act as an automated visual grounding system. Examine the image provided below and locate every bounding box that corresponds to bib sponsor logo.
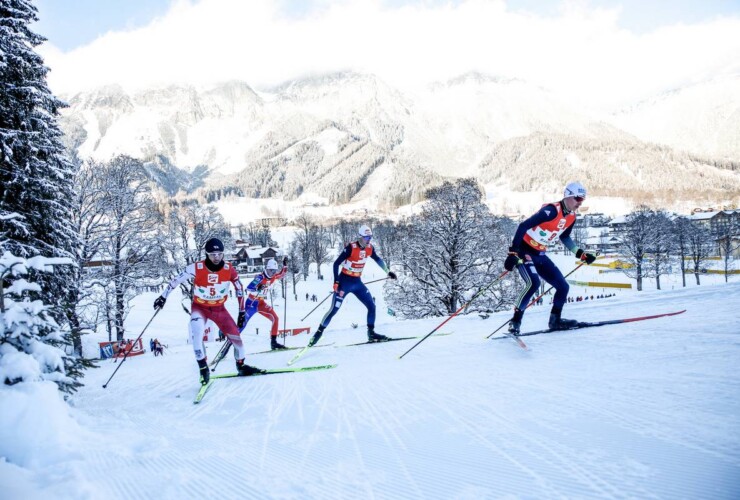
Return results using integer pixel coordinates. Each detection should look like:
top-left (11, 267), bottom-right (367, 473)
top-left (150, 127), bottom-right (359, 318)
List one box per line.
top-left (208, 274), bottom-right (218, 284)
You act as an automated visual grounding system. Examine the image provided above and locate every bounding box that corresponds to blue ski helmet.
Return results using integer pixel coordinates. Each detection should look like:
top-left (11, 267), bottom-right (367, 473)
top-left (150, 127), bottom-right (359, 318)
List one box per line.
top-left (205, 238), bottom-right (224, 254)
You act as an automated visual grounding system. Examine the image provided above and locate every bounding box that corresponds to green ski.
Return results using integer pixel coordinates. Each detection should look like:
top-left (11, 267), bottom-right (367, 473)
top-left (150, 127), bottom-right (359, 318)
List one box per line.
top-left (193, 380), bottom-right (214, 404)
top-left (213, 364), bottom-right (337, 378)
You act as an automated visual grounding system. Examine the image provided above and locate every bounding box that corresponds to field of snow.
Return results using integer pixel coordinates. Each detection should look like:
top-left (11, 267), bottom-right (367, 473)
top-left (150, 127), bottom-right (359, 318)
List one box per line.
top-left (2, 256), bottom-right (740, 499)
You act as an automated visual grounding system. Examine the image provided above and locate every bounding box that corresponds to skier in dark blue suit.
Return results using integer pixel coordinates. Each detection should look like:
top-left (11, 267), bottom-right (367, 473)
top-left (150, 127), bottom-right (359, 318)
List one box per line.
top-left (308, 224), bottom-right (397, 346)
top-left (504, 182), bottom-right (597, 334)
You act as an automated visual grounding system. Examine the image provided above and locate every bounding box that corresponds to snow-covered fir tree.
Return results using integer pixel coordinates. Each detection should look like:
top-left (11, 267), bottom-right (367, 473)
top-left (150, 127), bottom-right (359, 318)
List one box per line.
top-left (0, 0), bottom-right (87, 390)
top-left (0, 252), bottom-right (79, 393)
top-left (386, 178), bottom-right (517, 318)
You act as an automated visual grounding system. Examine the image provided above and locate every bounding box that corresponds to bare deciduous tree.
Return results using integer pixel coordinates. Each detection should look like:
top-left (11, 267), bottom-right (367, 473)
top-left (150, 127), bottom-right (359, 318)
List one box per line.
top-left (386, 178), bottom-right (517, 318)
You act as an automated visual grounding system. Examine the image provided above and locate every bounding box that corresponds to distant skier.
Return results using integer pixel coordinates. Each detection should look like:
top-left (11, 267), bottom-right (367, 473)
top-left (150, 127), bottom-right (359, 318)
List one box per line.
top-left (504, 181), bottom-right (597, 334)
top-left (243, 257), bottom-right (289, 350)
top-left (153, 238), bottom-right (263, 385)
top-left (307, 224), bottom-right (397, 347)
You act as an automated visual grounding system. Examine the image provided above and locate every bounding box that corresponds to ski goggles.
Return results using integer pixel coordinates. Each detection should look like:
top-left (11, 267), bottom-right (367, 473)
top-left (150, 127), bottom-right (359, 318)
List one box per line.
top-left (206, 251), bottom-right (224, 258)
top-left (361, 235), bottom-right (372, 241)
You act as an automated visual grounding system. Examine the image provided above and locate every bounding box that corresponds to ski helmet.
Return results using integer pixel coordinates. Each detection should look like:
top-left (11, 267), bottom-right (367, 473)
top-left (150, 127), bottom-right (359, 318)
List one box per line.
top-left (563, 181), bottom-right (587, 199)
top-left (205, 238), bottom-right (224, 254)
top-left (264, 258), bottom-right (279, 277)
top-left (358, 224), bottom-right (373, 239)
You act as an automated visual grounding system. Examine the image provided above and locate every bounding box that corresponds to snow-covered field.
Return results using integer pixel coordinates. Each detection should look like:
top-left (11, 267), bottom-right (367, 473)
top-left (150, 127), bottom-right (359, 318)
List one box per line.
top-left (2, 257), bottom-right (739, 499)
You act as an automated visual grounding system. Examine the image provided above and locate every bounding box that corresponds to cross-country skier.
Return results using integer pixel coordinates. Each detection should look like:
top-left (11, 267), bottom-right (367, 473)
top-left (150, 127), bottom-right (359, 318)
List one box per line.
top-left (504, 181), bottom-right (597, 334)
top-left (307, 224), bottom-right (397, 347)
top-left (243, 257), bottom-right (289, 350)
top-left (153, 238), bottom-right (263, 384)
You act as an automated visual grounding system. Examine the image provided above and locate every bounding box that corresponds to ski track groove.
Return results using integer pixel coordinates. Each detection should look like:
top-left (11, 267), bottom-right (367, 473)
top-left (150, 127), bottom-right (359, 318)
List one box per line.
top-left (409, 378), bottom-right (626, 499)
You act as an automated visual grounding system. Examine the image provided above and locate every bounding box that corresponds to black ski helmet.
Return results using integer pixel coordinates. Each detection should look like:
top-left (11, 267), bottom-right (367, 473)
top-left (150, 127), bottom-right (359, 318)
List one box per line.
top-left (205, 238), bottom-right (224, 254)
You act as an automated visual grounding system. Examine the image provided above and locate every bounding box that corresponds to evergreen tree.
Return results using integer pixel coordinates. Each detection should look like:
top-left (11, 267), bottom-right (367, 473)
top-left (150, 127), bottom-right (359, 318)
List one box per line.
top-left (0, 1), bottom-right (87, 391)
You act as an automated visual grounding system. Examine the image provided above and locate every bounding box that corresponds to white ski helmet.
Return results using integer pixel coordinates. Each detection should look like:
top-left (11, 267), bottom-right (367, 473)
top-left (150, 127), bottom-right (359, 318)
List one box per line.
top-left (264, 258), bottom-right (279, 277)
top-left (563, 181), bottom-right (587, 199)
top-left (358, 224), bottom-right (373, 238)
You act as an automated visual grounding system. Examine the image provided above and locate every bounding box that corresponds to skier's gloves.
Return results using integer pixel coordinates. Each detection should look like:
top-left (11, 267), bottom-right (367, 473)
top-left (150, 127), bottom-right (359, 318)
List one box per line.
top-left (504, 248), bottom-right (523, 271)
top-left (282, 256), bottom-right (288, 266)
top-left (333, 282), bottom-right (339, 293)
top-left (237, 311), bottom-right (246, 329)
top-left (154, 296), bottom-right (166, 310)
top-left (576, 249), bottom-right (597, 265)
top-left (387, 271), bottom-right (397, 280)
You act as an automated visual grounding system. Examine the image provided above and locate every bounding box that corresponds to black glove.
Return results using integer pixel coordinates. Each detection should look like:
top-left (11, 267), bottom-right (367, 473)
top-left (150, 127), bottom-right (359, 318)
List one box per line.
top-left (504, 248), bottom-right (523, 271)
top-left (282, 256), bottom-right (288, 266)
top-left (388, 271), bottom-right (397, 280)
top-left (576, 249), bottom-right (597, 264)
top-left (154, 296), bottom-right (166, 310)
top-left (237, 311), bottom-right (246, 329)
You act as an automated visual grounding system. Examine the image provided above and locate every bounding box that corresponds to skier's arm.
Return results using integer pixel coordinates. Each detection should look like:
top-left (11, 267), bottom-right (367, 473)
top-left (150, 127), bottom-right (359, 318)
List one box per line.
top-left (511, 205), bottom-right (559, 250)
top-left (230, 266), bottom-right (245, 310)
top-left (332, 245), bottom-right (352, 282)
top-left (161, 263), bottom-right (196, 299)
top-left (369, 249), bottom-right (389, 273)
top-left (559, 225), bottom-right (579, 254)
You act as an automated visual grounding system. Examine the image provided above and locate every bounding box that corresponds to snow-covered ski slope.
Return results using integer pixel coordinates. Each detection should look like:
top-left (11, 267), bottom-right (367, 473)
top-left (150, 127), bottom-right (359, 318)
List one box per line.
top-left (9, 260), bottom-right (740, 499)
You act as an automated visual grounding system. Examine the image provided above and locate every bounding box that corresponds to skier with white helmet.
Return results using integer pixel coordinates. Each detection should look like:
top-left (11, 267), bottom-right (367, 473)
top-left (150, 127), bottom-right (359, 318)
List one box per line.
top-left (242, 256), bottom-right (289, 350)
top-left (307, 224), bottom-right (397, 346)
top-left (153, 237), bottom-right (264, 384)
top-left (503, 182), bottom-right (597, 334)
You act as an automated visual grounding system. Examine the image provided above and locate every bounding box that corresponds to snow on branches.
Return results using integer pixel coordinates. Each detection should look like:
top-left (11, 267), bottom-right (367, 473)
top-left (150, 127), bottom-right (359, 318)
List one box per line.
top-left (0, 252), bottom-right (76, 391)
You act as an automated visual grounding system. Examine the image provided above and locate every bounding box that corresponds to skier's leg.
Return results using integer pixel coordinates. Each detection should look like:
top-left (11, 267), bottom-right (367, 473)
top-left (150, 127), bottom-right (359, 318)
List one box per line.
top-left (189, 305), bottom-right (210, 384)
top-left (514, 259), bottom-right (541, 311)
top-left (188, 307), bottom-right (207, 361)
top-left (318, 290), bottom-right (345, 330)
top-left (354, 282), bottom-right (376, 329)
top-left (535, 256), bottom-right (576, 329)
top-left (208, 306), bottom-right (246, 360)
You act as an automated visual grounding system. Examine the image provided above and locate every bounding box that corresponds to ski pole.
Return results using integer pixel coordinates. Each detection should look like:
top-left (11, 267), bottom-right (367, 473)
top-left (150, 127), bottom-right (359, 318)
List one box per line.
top-left (102, 309), bottom-right (160, 388)
top-left (399, 270), bottom-right (509, 359)
top-left (210, 340), bottom-right (233, 372)
top-left (484, 252), bottom-right (599, 339)
top-left (300, 291), bottom-right (332, 321)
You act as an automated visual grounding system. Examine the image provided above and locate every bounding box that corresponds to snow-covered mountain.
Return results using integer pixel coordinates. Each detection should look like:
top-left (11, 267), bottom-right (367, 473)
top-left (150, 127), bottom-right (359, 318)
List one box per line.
top-left (58, 72), bottom-right (740, 210)
top-left (608, 76), bottom-right (740, 161)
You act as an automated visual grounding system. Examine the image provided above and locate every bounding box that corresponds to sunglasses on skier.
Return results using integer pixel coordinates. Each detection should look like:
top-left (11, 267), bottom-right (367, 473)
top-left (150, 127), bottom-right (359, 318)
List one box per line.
top-left (361, 235), bottom-right (372, 241)
top-left (207, 252), bottom-right (224, 258)
top-left (573, 196), bottom-right (585, 202)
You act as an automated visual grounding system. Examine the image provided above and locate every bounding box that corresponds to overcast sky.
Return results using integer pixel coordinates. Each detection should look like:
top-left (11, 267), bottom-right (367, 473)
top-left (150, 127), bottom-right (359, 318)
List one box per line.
top-left (34, 0), bottom-right (740, 110)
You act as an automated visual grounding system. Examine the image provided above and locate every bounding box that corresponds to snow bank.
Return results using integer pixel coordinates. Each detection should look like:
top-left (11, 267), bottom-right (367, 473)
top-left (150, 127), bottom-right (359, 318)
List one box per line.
top-left (0, 382), bottom-right (95, 499)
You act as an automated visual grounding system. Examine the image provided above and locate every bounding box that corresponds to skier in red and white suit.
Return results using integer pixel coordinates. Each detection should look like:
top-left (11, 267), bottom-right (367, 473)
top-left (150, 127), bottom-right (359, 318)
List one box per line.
top-left (153, 238), bottom-right (263, 384)
top-left (243, 257), bottom-right (289, 350)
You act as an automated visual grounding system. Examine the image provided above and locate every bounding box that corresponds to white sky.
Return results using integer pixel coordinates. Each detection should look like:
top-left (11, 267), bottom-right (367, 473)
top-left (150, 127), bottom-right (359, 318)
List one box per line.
top-left (38, 0), bottom-right (740, 110)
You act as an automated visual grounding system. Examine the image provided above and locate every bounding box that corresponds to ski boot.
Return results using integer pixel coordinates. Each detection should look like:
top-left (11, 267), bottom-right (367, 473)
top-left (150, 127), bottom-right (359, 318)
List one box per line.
top-left (308, 327), bottom-right (324, 347)
top-left (508, 308), bottom-right (524, 335)
top-left (197, 358), bottom-right (210, 385)
top-left (236, 359), bottom-right (265, 376)
top-left (548, 311), bottom-right (579, 331)
top-left (271, 337), bottom-right (287, 350)
top-left (367, 327), bottom-right (389, 342)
